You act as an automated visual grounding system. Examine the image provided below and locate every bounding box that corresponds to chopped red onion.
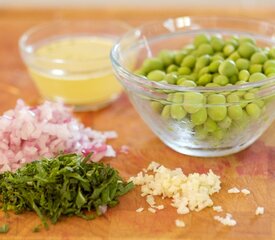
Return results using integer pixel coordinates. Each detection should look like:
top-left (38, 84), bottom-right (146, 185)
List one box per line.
top-left (0, 100), bottom-right (117, 172)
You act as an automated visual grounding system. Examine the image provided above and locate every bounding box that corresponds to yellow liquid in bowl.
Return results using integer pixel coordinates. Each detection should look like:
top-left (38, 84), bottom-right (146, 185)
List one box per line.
top-left (29, 37), bottom-right (122, 110)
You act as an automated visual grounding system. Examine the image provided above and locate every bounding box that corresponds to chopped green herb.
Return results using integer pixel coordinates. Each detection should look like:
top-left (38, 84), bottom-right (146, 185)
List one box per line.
top-left (0, 153), bottom-right (134, 229)
top-left (32, 224), bottom-right (41, 233)
top-left (0, 224), bottom-right (9, 233)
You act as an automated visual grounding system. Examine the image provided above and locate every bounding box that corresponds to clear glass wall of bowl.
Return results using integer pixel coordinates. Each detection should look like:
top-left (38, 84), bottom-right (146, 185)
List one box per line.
top-left (111, 17), bottom-right (275, 157)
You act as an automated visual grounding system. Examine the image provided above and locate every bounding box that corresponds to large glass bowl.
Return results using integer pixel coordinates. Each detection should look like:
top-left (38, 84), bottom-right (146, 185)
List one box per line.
top-left (111, 17), bottom-right (275, 157)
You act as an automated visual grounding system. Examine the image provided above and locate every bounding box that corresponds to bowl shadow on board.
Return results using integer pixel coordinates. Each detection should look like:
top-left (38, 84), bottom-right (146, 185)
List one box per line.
top-left (137, 129), bottom-right (267, 160)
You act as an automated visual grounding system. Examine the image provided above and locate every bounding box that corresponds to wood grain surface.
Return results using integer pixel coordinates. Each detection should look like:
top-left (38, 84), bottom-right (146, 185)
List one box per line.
top-left (0, 7), bottom-right (274, 240)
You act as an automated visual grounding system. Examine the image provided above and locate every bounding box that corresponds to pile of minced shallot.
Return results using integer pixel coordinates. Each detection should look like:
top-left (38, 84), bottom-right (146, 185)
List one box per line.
top-left (0, 99), bottom-right (117, 173)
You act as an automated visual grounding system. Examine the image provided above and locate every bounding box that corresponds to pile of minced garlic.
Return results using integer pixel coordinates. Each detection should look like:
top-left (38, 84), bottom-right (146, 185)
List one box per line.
top-left (130, 162), bottom-right (264, 228)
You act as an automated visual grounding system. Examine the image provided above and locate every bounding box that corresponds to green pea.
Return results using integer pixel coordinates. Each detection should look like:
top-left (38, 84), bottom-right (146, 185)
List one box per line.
top-left (194, 125), bottom-right (208, 140)
top-left (209, 60), bottom-right (222, 73)
top-left (235, 89), bottom-right (245, 96)
top-left (197, 74), bottom-right (213, 86)
top-left (241, 100), bottom-right (250, 109)
top-left (244, 92), bottom-right (255, 100)
top-left (268, 73), bottom-right (275, 77)
top-left (249, 72), bottom-right (267, 82)
top-left (227, 92), bottom-right (239, 103)
top-left (191, 108), bottom-right (208, 125)
top-left (262, 47), bottom-right (270, 55)
top-left (212, 72), bottom-right (219, 78)
top-left (205, 83), bottom-right (220, 87)
top-left (204, 118), bottom-right (218, 132)
top-left (193, 50), bottom-right (202, 58)
top-left (161, 105), bottom-right (171, 119)
top-left (255, 99), bottom-right (265, 108)
top-left (158, 80), bottom-right (168, 84)
top-left (264, 67), bottom-right (275, 76)
top-left (171, 105), bottom-right (187, 120)
top-left (151, 101), bottom-right (164, 113)
top-left (172, 92), bottom-right (184, 103)
top-left (194, 33), bottom-right (210, 48)
top-left (178, 66), bottom-right (191, 75)
top-left (269, 47), bottom-right (275, 59)
top-left (207, 94), bottom-right (227, 121)
top-left (197, 43), bottom-right (214, 56)
top-left (239, 36), bottom-right (256, 45)
top-left (249, 64), bottom-right (262, 74)
top-left (225, 38), bottom-right (239, 48)
top-left (164, 73), bottom-right (178, 84)
top-left (134, 69), bottom-right (146, 76)
top-left (167, 93), bottom-right (174, 102)
top-left (228, 105), bottom-right (243, 120)
top-left (223, 44), bottom-right (235, 57)
top-left (141, 57), bottom-right (164, 74)
top-left (208, 93), bottom-right (226, 103)
top-left (178, 80), bottom-right (197, 87)
top-left (177, 77), bottom-right (188, 85)
top-left (264, 60), bottom-right (275, 71)
top-left (188, 73), bottom-right (198, 81)
top-left (249, 88), bottom-right (258, 94)
top-left (236, 58), bottom-right (250, 71)
top-left (213, 52), bottom-right (224, 58)
top-left (218, 116), bottom-right (232, 129)
top-left (228, 51), bottom-right (240, 61)
top-left (166, 64), bottom-right (178, 73)
top-left (181, 55), bottom-right (196, 68)
top-left (211, 35), bottom-right (225, 52)
top-left (183, 92), bottom-right (204, 113)
top-left (213, 75), bottom-right (229, 86)
top-left (235, 80), bottom-right (247, 85)
top-left (235, 111), bottom-right (250, 127)
top-left (251, 52), bottom-right (267, 64)
top-left (238, 42), bottom-right (257, 59)
top-left (219, 60), bottom-right (238, 77)
top-left (238, 69), bottom-right (250, 81)
top-left (250, 87), bottom-right (259, 93)
top-left (158, 50), bottom-right (174, 66)
top-left (174, 50), bottom-right (187, 65)
top-left (184, 44), bottom-right (196, 52)
top-left (195, 55), bottom-right (211, 71)
top-left (246, 103), bottom-right (261, 119)
top-left (198, 66), bottom-right (209, 77)
top-left (229, 75), bottom-right (238, 84)
top-left (212, 128), bottom-right (225, 140)
top-left (147, 70), bottom-right (165, 81)
top-left (230, 35), bottom-right (240, 43)
top-left (211, 55), bottom-right (224, 62)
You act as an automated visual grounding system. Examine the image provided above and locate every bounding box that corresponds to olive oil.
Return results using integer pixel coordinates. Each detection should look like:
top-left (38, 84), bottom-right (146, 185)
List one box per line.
top-left (29, 36), bottom-right (122, 109)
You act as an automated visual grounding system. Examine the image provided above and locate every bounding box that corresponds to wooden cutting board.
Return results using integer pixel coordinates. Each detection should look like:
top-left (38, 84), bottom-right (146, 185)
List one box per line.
top-left (0, 8), bottom-right (274, 240)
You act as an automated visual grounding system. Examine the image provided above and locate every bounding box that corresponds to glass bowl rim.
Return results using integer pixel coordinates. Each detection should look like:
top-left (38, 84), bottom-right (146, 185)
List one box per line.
top-left (19, 19), bottom-right (132, 65)
top-left (110, 16), bottom-right (275, 93)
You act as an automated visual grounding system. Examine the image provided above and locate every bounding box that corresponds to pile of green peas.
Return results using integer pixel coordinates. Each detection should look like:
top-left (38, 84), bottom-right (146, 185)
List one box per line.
top-left (134, 33), bottom-right (275, 141)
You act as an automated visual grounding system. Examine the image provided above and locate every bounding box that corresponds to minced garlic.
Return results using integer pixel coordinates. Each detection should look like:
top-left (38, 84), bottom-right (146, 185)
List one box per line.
top-left (136, 207), bottom-right (144, 213)
top-left (227, 187), bottom-right (240, 194)
top-left (255, 206), bottom-right (264, 215)
top-left (241, 189), bottom-right (250, 195)
top-left (175, 219), bottom-right (185, 228)
top-left (213, 205), bottom-right (223, 212)
top-left (214, 213), bottom-right (237, 226)
top-left (129, 162), bottom-right (221, 215)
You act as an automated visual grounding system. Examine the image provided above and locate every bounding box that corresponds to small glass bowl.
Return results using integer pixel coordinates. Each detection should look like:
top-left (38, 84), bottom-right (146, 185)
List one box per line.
top-left (19, 20), bottom-right (131, 111)
top-left (111, 17), bottom-right (275, 157)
